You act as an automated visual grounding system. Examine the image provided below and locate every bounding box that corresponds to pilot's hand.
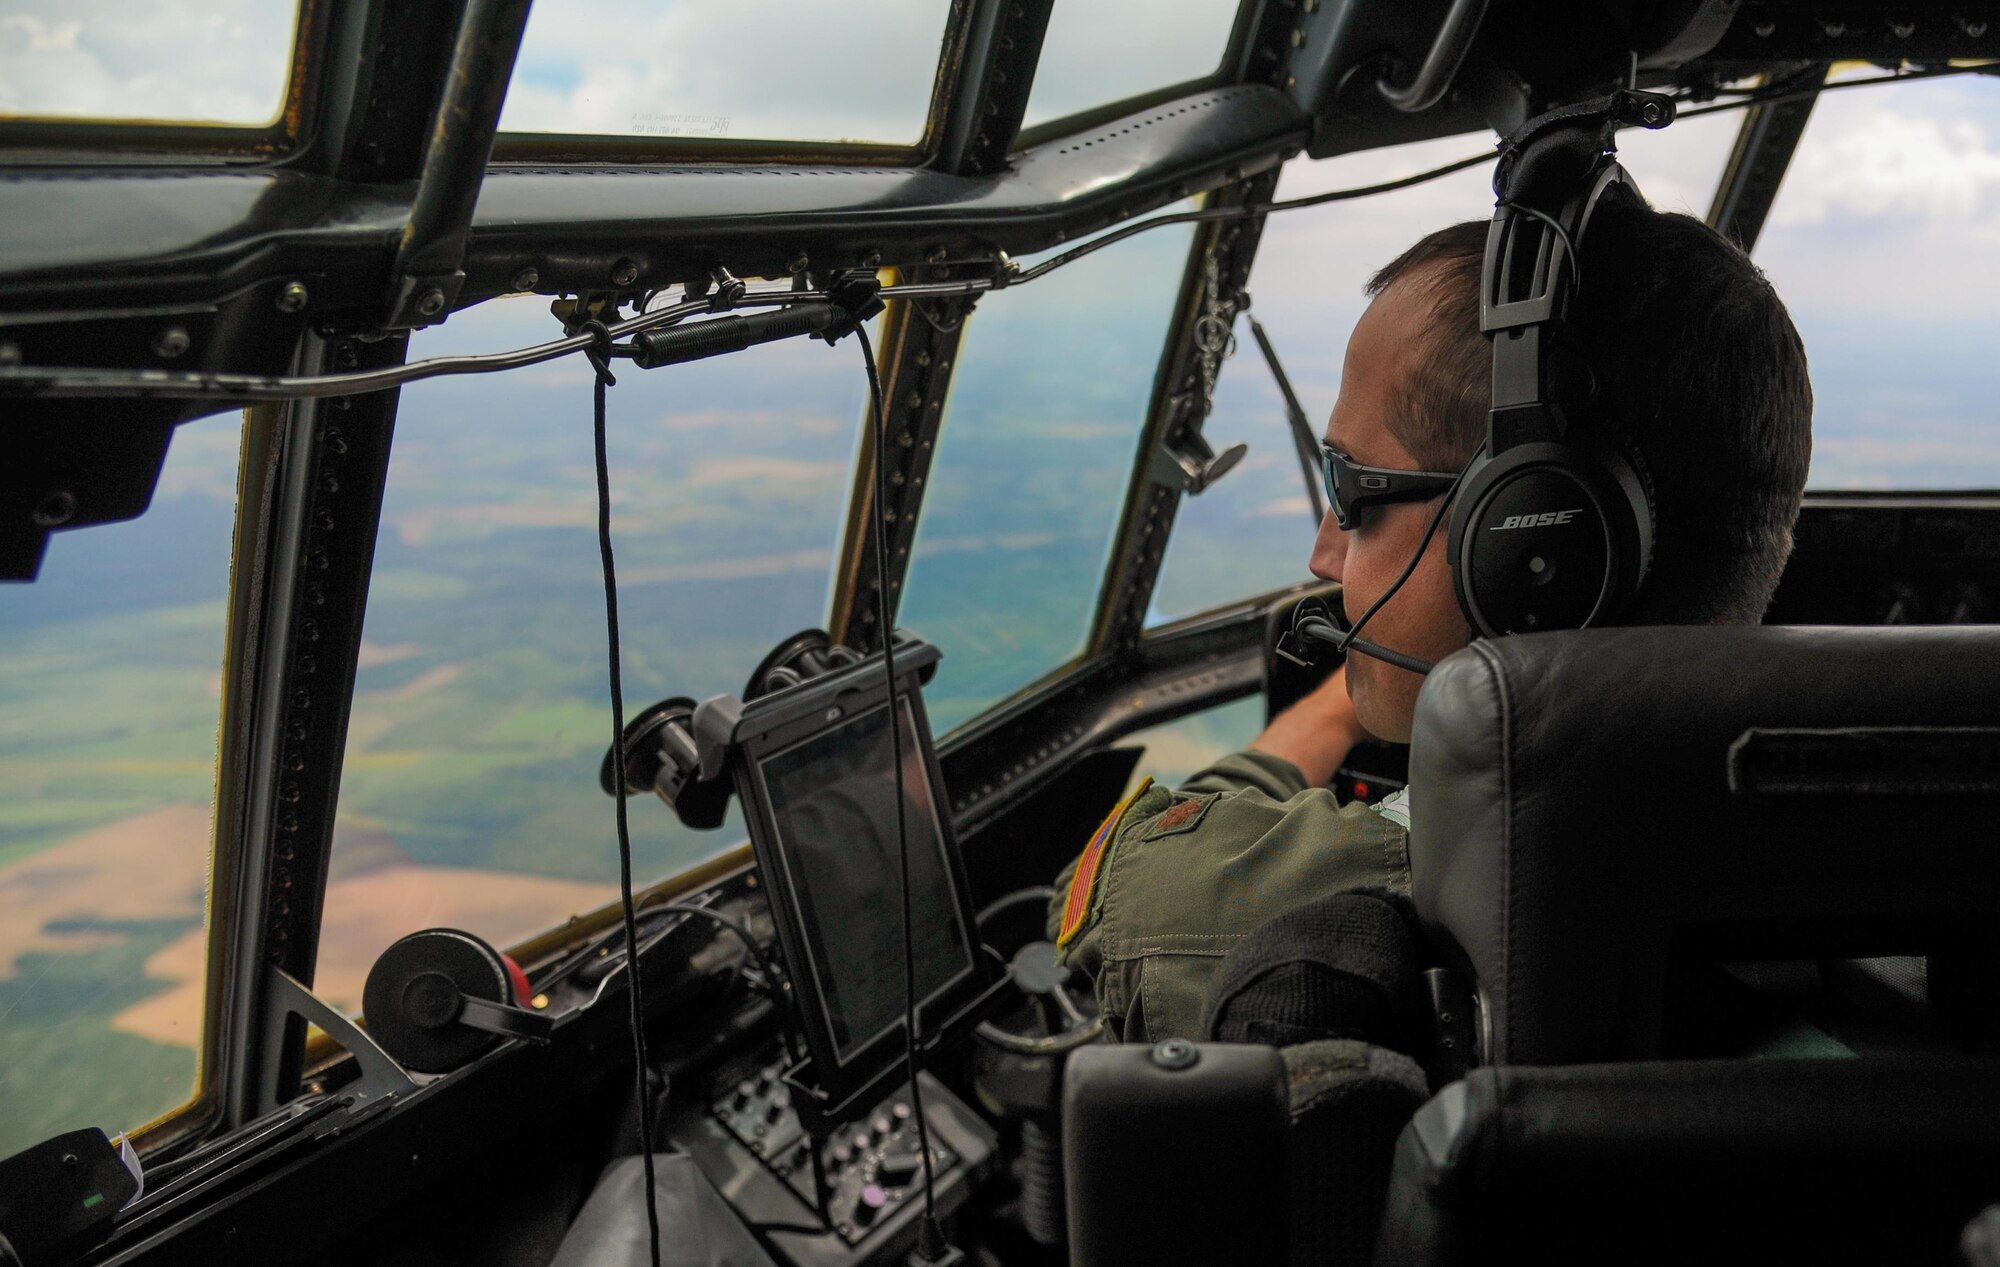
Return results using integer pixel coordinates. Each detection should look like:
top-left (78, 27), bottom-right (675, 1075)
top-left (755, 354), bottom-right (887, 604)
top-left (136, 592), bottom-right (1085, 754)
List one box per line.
top-left (1249, 664), bottom-right (1372, 788)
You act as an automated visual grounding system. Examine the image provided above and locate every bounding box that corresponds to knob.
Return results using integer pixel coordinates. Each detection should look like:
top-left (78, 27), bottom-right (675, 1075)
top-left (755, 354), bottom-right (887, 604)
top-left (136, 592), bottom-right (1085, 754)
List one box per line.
top-left (831, 1143), bottom-right (853, 1167)
top-left (764, 1090), bottom-right (790, 1124)
top-left (891, 1102), bottom-right (912, 1125)
top-left (852, 1130), bottom-right (871, 1153)
top-left (731, 1080), bottom-right (755, 1109)
top-left (853, 1183), bottom-right (890, 1227)
top-left (871, 1114), bottom-right (892, 1141)
top-left (758, 1063), bottom-right (780, 1087)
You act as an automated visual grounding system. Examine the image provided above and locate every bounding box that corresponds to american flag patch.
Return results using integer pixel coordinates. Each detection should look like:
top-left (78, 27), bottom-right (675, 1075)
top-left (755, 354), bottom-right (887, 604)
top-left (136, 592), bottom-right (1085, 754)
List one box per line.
top-left (1056, 777), bottom-right (1153, 948)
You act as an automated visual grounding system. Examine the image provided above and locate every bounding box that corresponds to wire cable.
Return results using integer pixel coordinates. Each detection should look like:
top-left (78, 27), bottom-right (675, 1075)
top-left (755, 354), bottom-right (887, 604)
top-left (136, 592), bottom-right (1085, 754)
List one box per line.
top-left (854, 321), bottom-right (946, 1255)
top-left (643, 900), bottom-right (803, 1067)
top-left (7, 60), bottom-right (2000, 406)
top-left (589, 345), bottom-right (665, 1267)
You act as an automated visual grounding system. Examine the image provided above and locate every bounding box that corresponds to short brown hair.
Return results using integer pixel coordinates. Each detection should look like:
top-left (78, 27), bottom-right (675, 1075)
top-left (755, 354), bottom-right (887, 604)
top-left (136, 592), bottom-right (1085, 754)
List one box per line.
top-left (1364, 193), bottom-right (1813, 625)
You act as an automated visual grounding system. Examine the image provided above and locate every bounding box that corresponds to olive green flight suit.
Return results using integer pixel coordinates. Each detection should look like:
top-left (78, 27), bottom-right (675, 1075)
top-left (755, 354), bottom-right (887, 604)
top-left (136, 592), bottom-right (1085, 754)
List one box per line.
top-left (1047, 750), bottom-right (1411, 1045)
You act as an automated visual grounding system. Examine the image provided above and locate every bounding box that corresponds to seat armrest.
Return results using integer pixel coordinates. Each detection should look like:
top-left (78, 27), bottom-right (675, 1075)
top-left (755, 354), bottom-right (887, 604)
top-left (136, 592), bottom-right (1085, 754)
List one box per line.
top-left (1063, 1041), bottom-right (1288, 1267)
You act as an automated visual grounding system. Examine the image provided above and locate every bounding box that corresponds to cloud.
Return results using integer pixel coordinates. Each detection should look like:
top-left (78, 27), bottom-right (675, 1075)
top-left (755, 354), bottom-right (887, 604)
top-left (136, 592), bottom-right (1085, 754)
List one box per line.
top-left (0, 1), bottom-right (290, 124)
top-left (1772, 90), bottom-right (2000, 229)
top-left (499, 0), bottom-right (945, 144)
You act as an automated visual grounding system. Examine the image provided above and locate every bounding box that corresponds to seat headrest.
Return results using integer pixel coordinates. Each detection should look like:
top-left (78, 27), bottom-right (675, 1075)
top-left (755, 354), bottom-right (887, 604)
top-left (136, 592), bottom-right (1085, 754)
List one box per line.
top-left (1408, 626), bottom-right (2000, 1065)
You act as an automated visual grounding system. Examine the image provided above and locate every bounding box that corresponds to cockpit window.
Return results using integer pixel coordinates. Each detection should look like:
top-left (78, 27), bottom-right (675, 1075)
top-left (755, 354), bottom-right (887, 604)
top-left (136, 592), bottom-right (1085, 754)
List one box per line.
top-left (1148, 112), bottom-right (1741, 623)
top-left (316, 297), bottom-right (871, 1015)
top-left (0, 413), bottom-right (240, 1162)
top-left (1020, 0), bottom-right (1242, 134)
top-left (899, 216), bottom-right (1198, 733)
top-left (0, 1), bottom-right (295, 127)
top-left (500, 0), bottom-right (950, 147)
top-left (1754, 73), bottom-right (2000, 489)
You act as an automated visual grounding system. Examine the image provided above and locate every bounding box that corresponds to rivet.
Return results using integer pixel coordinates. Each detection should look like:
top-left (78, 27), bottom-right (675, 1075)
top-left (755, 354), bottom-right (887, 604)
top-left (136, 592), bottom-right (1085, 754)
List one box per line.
top-left (861, 251), bottom-right (883, 270)
top-left (0, 342), bottom-right (19, 366)
top-left (1964, 17), bottom-right (1988, 35)
top-left (1891, 21), bottom-right (1915, 37)
top-left (512, 267), bottom-right (540, 292)
top-left (926, 246), bottom-right (948, 264)
top-left (611, 258), bottom-right (640, 286)
top-left (787, 253), bottom-right (810, 275)
top-left (276, 281), bottom-right (309, 313)
top-left (416, 288), bottom-right (446, 317)
top-left (1753, 20), bottom-right (1775, 36)
top-left (154, 326), bottom-right (191, 359)
top-left (1290, 28), bottom-right (1305, 46)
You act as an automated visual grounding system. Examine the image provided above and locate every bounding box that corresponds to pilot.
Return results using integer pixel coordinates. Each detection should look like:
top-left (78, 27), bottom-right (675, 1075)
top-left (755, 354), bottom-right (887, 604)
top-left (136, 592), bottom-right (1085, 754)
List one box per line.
top-left (1048, 185), bottom-right (1813, 1044)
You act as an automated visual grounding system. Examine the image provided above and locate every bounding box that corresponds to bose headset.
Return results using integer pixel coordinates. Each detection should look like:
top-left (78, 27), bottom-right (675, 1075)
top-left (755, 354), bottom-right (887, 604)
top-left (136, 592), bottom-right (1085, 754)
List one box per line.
top-left (1288, 87), bottom-right (1678, 673)
top-left (1446, 88), bottom-right (1676, 639)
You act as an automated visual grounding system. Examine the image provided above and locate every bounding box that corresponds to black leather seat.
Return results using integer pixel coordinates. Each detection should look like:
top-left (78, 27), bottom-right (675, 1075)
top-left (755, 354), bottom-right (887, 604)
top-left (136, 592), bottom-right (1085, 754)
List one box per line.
top-left (1065, 627), bottom-right (2000, 1265)
top-left (1409, 625), bottom-right (2000, 1065)
top-left (1375, 1057), bottom-right (2000, 1266)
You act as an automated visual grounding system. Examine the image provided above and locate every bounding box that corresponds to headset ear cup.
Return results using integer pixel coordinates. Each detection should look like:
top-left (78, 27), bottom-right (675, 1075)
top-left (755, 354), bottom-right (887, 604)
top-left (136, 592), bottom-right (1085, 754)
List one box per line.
top-left (362, 928), bottom-right (517, 1074)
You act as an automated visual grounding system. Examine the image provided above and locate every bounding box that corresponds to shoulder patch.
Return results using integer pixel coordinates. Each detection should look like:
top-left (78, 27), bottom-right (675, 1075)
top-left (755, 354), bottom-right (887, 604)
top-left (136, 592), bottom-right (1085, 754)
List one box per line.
top-left (1057, 777), bottom-right (1153, 948)
top-left (1143, 791), bottom-right (1218, 840)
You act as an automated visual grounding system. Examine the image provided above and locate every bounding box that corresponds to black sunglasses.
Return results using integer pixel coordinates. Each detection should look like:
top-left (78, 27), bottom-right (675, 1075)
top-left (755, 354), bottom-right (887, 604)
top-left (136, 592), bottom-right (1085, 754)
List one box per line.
top-left (1318, 444), bottom-right (1460, 531)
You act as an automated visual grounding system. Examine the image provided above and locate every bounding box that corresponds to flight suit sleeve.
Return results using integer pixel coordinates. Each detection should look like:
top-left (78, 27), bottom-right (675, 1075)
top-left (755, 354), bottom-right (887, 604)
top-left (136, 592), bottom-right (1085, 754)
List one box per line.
top-left (1047, 751), bottom-right (1409, 1045)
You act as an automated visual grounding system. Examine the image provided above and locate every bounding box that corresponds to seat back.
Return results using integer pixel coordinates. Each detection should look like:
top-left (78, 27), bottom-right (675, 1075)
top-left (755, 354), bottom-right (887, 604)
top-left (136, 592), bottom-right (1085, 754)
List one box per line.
top-left (1409, 626), bottom-right (2000, 1065)
top-left (1375, 1057), bottom-right (2000, 1265)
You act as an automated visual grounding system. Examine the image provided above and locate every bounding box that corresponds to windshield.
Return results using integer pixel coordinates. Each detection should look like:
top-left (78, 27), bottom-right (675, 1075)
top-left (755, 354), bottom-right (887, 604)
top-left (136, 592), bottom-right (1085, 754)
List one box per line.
top-left (1023, 0), bottom-right (1241, 131)
top-left (502, 0), bottom-right (951, 146)
top-left (0, 0), bottom-right (294, 127)
top-left (314, 298), bottom-right (873, 1014)
top-left (1755, 72), bottom-right (2000, 489)
top-left (0, 414), bottom-right (240, 1161)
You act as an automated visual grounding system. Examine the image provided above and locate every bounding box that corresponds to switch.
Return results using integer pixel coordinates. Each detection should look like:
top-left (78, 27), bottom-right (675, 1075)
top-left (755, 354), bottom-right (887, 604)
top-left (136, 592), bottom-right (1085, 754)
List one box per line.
top-left (878, 1151), bottom-right (922, 1187)
top-left (765, 1089), bottom-right (791, 1123)
top-left (871, 1114), bottom-right (892, 1141)
top-left (732, 1080), bottom-right (754, 1109)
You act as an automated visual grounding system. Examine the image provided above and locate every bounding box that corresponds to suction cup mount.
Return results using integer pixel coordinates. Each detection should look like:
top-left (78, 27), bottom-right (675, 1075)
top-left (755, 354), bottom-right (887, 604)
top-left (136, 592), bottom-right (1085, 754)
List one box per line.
top-left (744, 628), bottom-right (863, 701)
top-left (599, 695), bottom-right (733, 829)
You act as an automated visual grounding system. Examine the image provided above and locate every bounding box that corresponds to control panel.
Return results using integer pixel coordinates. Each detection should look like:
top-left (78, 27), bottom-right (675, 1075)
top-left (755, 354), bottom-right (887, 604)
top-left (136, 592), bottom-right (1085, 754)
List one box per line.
top-left (670, 1049), bottom-right (996, 1267)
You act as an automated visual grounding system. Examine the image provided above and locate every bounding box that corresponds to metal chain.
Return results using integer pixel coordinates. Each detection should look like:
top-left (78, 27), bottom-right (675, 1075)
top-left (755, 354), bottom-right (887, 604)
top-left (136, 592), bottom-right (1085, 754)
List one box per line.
top-left (1190, 234), bottom-right (1241, 418)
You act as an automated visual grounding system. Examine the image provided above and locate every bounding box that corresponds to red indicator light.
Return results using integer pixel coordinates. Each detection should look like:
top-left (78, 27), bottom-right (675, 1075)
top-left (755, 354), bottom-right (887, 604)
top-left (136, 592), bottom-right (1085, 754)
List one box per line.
top-left (1353, 781), bottom-right (1371, 799)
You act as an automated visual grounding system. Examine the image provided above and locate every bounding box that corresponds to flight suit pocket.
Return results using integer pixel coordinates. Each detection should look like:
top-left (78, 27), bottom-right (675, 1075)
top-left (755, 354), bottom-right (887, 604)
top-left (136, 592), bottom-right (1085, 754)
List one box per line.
top-left (1124, 933), bottom-right (1241, 1044)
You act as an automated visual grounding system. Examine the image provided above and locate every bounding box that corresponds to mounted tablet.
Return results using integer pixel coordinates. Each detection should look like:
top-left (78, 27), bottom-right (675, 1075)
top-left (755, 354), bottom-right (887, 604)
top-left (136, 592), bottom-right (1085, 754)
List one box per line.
top-left (691, 632), bottom-right (1000, 1121)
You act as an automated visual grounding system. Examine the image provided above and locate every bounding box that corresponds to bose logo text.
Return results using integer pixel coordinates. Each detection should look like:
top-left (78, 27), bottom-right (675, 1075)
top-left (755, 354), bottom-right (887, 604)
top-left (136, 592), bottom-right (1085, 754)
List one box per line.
top-left (1490, 509), bottom-right (1582, 530)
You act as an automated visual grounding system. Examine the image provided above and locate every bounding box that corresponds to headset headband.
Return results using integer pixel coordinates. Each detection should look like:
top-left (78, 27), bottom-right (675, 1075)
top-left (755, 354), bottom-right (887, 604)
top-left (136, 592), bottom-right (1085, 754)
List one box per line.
top-left (1482, 89), bottom-right (1675, 458)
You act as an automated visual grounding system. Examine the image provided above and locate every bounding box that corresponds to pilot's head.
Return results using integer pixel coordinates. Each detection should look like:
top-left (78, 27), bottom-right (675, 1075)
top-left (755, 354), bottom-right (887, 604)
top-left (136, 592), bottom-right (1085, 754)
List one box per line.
top-left (1310, 190), bottom-right (1814, 742)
